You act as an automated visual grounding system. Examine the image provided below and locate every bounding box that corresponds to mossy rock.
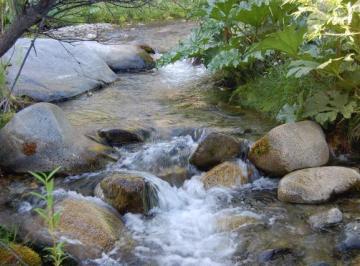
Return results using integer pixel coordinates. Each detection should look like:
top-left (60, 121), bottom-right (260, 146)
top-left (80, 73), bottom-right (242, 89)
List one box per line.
top-left (0, 112), bottom-right (14, 129)
top-left (248, 137), bottom-right (270, 158)
top-left (0, 243), bottom-right (41, 266)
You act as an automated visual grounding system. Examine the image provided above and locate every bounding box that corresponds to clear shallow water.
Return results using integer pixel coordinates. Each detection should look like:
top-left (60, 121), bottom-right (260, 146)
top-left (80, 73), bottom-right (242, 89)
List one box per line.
top-left (59, 59), bottom-right (276, 140)
top-left (84, 135), bottom-right (277, 266)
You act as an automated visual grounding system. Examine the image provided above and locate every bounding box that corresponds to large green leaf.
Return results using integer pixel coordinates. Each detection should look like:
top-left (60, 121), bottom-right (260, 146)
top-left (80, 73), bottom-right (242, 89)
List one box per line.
top-left (287, 60), bottom-right (320, 77)
top-left (209, 0), bottom-right (238, 23)
top-left (251, 26), bottom-right (306, 57)
top-left (302, 90), bottom-right (357, 125)
top-left (208, 48), bottom-right (242, 72)
top-left (230, 1), bottom-right (271, 28)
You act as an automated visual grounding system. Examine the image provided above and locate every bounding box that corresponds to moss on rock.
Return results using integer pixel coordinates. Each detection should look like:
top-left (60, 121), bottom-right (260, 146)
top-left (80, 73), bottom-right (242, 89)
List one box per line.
top-left (249, 137), bottom-right (270, 158)
top-left (0, 243), bottom-right (41, 266)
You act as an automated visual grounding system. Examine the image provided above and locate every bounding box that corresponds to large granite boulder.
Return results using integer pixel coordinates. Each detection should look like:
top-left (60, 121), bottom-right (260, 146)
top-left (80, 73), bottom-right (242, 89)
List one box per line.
top-left (249, 121), bottom-right (329, 176)
top-left (201, 161), bottom-right (248, 189)
top-left (190, 133), bottom-right (241, 171)
top-left (0, 103), bottom-right (109, 174)
top-left (95, 172), bottom-right (158, 214)
top-left (278, 167), bottom-right (360, 204)
top-left (1, 38), bottom-right (117, 102)
top-left (79, 42), bottom-right (155, 72)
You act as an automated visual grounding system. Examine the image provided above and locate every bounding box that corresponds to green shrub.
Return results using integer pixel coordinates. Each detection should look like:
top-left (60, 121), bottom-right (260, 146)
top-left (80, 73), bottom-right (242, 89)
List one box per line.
top-left (160, 0), bottom-right (360, 142)
top-left (231, 63), bottom-right (329, 119)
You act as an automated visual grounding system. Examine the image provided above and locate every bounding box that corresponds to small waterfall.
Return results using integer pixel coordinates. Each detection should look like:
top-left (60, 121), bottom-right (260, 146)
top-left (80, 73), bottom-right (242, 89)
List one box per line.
top-left (97, 135), bottom-right (271, 266)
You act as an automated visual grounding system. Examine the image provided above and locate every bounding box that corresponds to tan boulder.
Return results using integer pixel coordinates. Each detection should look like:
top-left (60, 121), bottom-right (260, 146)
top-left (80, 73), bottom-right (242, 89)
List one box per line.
top-left (249, 121), bottom-right (329, 176)
top-left (201, 161), bottom-right (248, 189)
top-left (278, 167), bottom-right (360, 204)
top-left (96, 172), bottom-right (157, 214)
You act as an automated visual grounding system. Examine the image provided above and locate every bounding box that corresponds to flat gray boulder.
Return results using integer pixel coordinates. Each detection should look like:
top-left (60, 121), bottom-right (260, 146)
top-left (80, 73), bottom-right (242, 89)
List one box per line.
top-left (278, 167), bottom-right (360, 204)
top-left (0, 103), bottom-right (109, 174)
top-left (78, 41), bottom-right (155, 72)
top-left (1, 38), bottom-right (117, 102)
top-left (249, 121), bottom-right (329, 176)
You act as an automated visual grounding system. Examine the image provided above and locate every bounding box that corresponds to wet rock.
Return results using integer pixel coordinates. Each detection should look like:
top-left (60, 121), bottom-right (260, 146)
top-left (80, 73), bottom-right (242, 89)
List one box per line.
top-left (189, 133), bottom-right (241, 171)
top-left (1, 38), bottom-right (117, 102)
top-left (23, 197), bottom-right (126, 261)
top-left (278, 167), bottom-right (360, 204)
top-left (0, 103), bottom-right (109, 174)
top-left (308, 208), bottom-right (343, 230)
top-left (96, 172), bottom-right (157, 214)
top-left (56, 198), bottom-right (124, 259)
top-left (157, 165), bottom-right (189, 187)
top-left (310, 262), bottom-right (331, 266)
top-left (201, 161), bottom-right (248, 189)
top-left (97, 128), bottom-right (149, 147)
top-left (0, 243), bottom-right (41, 266)
top-left (258, 248), bottom-right (296, 265)
top-left (336, 221), bottom-right (360, 253)
top-left (79, 42), bottom-right (155, 72)
top-left (118, 136), bottom-right (194, 187)
top-left (217, 213), bottom-right (265, 232)
top-left (249, 121), bottom-right (329, 176)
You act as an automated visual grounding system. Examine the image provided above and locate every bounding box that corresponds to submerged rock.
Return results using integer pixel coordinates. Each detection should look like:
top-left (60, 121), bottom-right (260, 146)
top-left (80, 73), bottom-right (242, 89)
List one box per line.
top-left (308, 208), bottom-right (343, 230)
top-left (336, 221), bottom-right (360, 253)
top-left (156, 165), bottom-right (189, 187)
top-left (217, 214), bottom-right (265, 232)
top-left (96, 172), bottom-right (157, 214)
top-left (190, 133), bottom-right (241, 171)
top-left (0, 243), bottom-right (41, 266)
top-left (97, 128), bottom-right (148, 147)
top-left (79, 42), bottom-right (155, 72)
top-left (201, 161), bottom-right (248, 189)
top-left (0, 103), bottom-right (109, 174)
top-left (1, 38), bottom-right (117, 102)
top-left (257, 247), bottom-right (296, 264)
top-left (249, 121), bottom-right (329, 176)
top-left (278, 167), bottom-right (360, 204)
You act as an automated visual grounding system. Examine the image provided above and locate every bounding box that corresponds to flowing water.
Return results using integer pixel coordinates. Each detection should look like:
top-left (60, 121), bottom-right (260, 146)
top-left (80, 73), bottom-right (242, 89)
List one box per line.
top-left (2, 21), bottom-right (360, 266)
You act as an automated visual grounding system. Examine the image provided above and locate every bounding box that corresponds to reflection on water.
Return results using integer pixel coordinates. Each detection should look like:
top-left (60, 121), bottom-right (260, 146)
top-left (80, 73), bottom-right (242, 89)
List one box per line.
top-left (59, 60), bottom-right (276, 140)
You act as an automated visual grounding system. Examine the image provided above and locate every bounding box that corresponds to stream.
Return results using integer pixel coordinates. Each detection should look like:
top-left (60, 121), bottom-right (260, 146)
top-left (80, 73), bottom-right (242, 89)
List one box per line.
top-left (2, 21), bottom-right (360, 266)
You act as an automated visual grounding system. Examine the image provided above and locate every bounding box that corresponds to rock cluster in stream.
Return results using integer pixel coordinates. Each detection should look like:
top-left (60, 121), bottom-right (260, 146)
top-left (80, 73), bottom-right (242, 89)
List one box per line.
top-left (0, 38), bottom-right (155, 102)
top-left (247, 120), bottom-right (360, 204)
